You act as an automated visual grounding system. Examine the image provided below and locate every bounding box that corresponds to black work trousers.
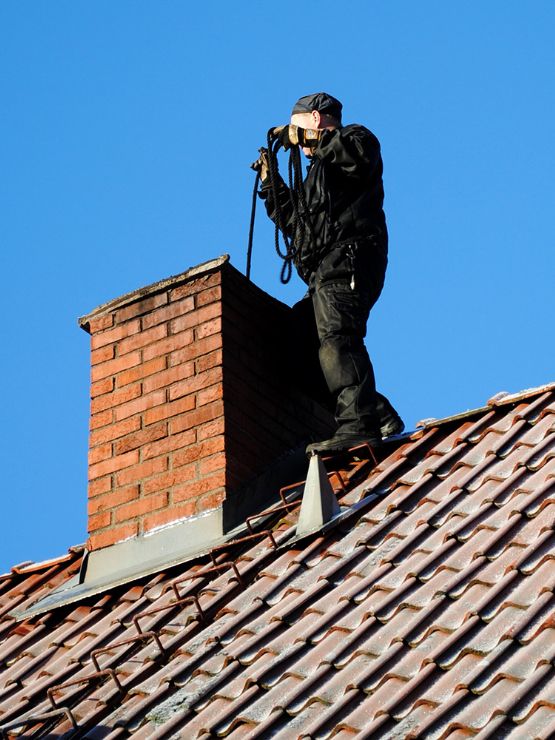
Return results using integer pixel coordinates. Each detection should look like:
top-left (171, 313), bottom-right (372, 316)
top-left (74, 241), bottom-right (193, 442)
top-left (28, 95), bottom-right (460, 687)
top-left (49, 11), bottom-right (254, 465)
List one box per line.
top-left (291, 235), bottom-right (388, 437)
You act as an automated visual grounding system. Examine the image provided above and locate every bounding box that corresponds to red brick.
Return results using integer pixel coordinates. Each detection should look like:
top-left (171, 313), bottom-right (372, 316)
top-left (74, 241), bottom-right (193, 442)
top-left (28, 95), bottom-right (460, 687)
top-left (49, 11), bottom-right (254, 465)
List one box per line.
top-left (90, 416), bottom-right (141, 446)
top-left (142, 361), bottom-right (195, 394)
top-left (142, 296), bottom-right (195, 329)
top-left (91, 382), bottom-right (141, 414)
top-left (170, 301), bottom-right (222, 335)
top-left (173, 471), bottom-right (226, 503)
top-left (173, 436), bottom-right (225, 468)
top-left (142, 501), bottom-right (196, 533)
top-left (170, 271), bottom-right (221, 301)
top-left (114, 492), bottom-right (168, 523)
top-left (143, 329), bottom-right (194, 362)
top-left (88, 314), bottom-right (114, 333)
top-left (198, 451), bottom-right (226, 475)
top-left (115, 292), bottom-right (168, 323)
top-left (91, 377), bottom-right (114, 398)
top-left (142, 464), bottom-right (196, 495)
top-left (170, 400), bottom-right (224, 434)
top-left (143, 394), bottom-right (196, 426)
top-left (88, 485), bottom-right (139, 515)
top-left (88, 510), bottom-right (112, 531)
top-left (90, 409), bottom-right (113, 430)
top-left (196, 285), bottom-right (222, 307)
top-left (196, 417), bottom-right (225, 441)
top-left (142, 429), bottom-right (196, 460)
top-left (117, 323), bottom-right (167, 356)
top-left (168, 367), bottom-right (222, 402)
top-left (169, 333), bottom-right (222, 366)
top-left (91, 351), bottom-right (141, 383)
top-left (195, 317), bottom-right (221, 341)
top-left (83, 262), bottom-right (341, 550)
top-left (89, 450), bottom-right (139, 481)
top-left (116, 356), bottom-right (167, 388)
top-left (113, 389), bottom-right (166, 422)
top-left (88, 442), bottom-right (112, 466)
top-left (88, 522), bottom-right (138, 550)
top-left (114, 422), bottom-right (167, 455)
top-left (196, 490), bottom-right (226, 513)
top-left (115, 456), bottom-right (169, 487)
top-left (195, 348), bottom-right (223, 373)
top-left (91, 318), bottom-right (141, 350)
top-left (88, 475), bottom-right (112, 497)
top-left (91, 344), bottom-right (115, 365)
top-left (197, 384), bottom-right (223, 407)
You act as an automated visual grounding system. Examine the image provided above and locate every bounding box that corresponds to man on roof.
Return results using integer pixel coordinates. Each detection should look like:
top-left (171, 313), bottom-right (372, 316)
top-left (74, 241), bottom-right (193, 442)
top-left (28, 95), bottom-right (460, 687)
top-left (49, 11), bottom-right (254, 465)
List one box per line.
top-left (256, 92), bottom-right (404, 455)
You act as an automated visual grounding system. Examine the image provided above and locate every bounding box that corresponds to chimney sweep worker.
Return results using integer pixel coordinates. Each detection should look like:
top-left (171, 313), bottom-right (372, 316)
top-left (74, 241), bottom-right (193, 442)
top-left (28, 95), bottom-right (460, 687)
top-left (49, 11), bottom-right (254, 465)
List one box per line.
top-left (254, 92), bottom-right (404, 455)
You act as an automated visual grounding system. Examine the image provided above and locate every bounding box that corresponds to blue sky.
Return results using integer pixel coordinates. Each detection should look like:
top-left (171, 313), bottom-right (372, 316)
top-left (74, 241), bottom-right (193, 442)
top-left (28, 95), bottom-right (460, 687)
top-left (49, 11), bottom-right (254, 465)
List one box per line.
top-left (1, 1), bottom-right (553, 572)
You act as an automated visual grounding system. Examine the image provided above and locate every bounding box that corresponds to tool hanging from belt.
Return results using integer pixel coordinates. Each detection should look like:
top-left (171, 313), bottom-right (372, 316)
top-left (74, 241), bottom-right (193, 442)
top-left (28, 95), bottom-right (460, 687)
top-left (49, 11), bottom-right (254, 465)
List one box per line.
top-left (246, 129), bottom-right (315, 284)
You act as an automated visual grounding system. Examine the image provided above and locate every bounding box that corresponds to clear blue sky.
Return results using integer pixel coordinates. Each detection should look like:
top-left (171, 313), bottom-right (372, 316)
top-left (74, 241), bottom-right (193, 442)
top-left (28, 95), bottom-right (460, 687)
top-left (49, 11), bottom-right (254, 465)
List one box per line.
top-left (1, 1), bottom-right (553, 572)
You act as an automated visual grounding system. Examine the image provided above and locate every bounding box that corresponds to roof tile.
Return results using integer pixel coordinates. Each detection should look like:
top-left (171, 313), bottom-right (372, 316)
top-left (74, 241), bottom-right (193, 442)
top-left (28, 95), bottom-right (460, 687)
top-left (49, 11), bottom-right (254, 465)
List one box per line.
top-left (512, 704), bottom-right (555, 739)
top-left (1, 384), bottom-right (554, 738)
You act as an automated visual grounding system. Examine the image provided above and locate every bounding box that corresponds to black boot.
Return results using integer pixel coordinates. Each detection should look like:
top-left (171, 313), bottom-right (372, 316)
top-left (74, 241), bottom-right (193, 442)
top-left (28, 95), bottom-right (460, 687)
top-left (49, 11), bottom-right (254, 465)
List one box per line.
top-left (306, 430), bottom-right (381, 455)
top-left (376, 392), bottom-right (405, 437)
top-left (306, 379), bottom-right (382, 456)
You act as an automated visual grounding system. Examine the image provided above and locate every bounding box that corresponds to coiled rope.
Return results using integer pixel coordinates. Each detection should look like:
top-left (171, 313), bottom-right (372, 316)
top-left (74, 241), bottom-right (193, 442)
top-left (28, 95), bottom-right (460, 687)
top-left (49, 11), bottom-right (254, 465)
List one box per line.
top-left (246, 131), bottom-right (315, 284)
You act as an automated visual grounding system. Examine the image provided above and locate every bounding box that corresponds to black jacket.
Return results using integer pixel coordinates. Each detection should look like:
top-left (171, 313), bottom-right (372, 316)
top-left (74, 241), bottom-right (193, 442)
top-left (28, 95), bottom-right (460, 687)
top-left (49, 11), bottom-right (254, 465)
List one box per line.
top-left (259, 123), bottom-right (387, 281)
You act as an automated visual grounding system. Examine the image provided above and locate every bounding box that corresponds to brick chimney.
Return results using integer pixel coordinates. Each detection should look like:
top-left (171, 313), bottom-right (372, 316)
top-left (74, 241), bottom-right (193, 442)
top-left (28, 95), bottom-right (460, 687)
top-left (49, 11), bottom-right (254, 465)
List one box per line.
top-left (80, 256), bottom-right (333, 552)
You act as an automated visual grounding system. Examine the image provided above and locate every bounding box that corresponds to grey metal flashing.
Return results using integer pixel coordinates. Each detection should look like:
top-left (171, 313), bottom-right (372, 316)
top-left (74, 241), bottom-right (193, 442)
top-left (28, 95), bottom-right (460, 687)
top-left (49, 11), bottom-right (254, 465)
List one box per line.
top-left (296, 454), bottom-right (341, 538)
top-left (12, 449), bottom-right (389, 619)
top-left (285, 483), bottom-right (382, 548)
top-left (78, 254), bottom-right (230, 330)
top-left (12, 507), bottom-right (227, 620)
top-left (11, 475), bottom-right (309, 621)
top-left (84, 506), bottom-right (225, 584)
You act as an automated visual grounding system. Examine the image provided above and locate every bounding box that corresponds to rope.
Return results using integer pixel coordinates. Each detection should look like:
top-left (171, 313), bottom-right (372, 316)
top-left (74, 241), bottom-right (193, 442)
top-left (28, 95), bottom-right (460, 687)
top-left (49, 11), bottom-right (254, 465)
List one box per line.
top-left (246, 131), bottom-right (315, 284)
top-left (246, 170), bottom-right (260, 281)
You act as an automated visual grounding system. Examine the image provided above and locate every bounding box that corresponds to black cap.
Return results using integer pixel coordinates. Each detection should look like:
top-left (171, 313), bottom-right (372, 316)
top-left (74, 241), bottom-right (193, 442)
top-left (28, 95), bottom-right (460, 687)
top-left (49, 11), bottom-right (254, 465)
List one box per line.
top-left (291, 92), bottom-right (343, 122)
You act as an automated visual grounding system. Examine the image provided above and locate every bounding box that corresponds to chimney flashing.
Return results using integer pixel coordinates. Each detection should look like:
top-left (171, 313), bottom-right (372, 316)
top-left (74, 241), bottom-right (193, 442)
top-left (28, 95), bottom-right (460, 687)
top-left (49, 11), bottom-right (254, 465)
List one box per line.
top-left (10, 465), bottom-right (309, 621)
top-left (10, 507), bottom-right (229, 620)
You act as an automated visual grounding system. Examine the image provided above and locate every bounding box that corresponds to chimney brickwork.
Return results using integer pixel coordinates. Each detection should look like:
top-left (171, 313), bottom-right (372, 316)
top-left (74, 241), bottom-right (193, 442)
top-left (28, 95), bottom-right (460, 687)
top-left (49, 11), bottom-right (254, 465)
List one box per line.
top-left (81, 257), bottom-right (333, 551)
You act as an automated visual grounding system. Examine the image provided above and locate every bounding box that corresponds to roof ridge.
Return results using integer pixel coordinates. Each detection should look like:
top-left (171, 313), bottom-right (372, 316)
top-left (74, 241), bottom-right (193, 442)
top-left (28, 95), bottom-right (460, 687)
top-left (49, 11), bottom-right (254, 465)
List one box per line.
top-left (2, 546), bottom-right (85, 578)
top-left (416, 381), bottom-right (554, 430)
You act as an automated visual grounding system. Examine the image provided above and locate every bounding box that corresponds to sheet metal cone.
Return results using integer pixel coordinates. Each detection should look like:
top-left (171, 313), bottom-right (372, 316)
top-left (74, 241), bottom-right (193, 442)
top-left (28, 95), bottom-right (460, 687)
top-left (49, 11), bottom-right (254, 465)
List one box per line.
top-left (296, 454), bottom-right (341, 537)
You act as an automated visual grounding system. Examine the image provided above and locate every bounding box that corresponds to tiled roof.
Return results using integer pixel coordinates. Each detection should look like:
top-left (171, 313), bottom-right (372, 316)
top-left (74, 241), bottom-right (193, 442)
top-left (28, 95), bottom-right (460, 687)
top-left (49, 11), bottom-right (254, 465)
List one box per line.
top-left (1, 383), bottom-right (554, 739)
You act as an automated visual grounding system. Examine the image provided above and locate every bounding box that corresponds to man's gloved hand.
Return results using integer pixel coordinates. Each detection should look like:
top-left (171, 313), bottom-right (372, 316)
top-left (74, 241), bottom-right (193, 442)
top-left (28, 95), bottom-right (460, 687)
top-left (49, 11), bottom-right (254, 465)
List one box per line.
top-left (272, 124), bottom-right (321, 150)
top-left (250, 147), bottom-right (270, 182)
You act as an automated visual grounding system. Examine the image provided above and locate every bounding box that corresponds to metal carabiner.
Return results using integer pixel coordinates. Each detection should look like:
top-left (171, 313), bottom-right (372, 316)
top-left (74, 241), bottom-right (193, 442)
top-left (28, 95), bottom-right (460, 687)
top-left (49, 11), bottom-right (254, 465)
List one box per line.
top-left (347, 245), bottom-right (356, 290)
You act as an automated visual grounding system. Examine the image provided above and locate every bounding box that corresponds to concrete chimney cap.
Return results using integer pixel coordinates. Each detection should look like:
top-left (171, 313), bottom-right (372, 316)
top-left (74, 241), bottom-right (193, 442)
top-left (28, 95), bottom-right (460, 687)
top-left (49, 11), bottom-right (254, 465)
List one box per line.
top-left (78, 255), bottom-right (230, 331)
